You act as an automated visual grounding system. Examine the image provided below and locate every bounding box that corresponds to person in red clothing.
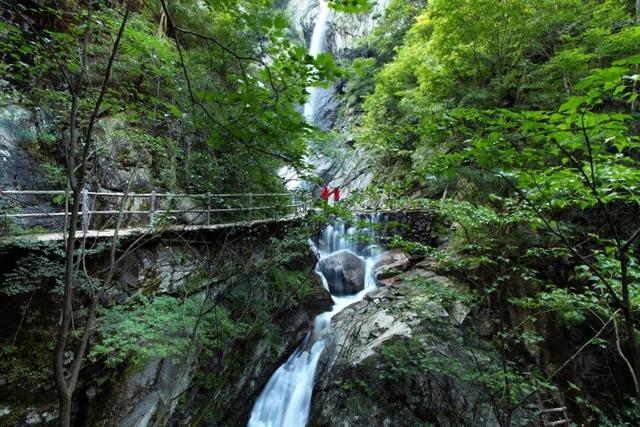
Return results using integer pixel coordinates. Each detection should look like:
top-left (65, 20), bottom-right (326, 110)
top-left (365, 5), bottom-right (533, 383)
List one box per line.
top-left (321, 187), bottom-right (329, 203)
top-left (333, 187), bottom-right (341, 203)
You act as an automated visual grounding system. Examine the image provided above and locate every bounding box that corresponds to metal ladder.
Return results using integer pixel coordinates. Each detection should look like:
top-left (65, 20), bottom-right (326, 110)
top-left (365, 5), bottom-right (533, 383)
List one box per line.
top-left (537, 393), bottom-right (571, 426)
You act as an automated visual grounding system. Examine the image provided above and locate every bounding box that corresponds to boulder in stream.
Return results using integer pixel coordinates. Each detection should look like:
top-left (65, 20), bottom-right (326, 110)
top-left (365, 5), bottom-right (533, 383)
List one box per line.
top-left (319, 249), bottom-right (365, 295)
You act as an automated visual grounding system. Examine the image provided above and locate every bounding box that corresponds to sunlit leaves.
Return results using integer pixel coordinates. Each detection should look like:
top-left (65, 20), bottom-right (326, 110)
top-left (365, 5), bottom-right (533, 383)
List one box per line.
top-left (327, 0), bottom-right (371, 13)
top-left (91, 296), bottom-right (241, 368)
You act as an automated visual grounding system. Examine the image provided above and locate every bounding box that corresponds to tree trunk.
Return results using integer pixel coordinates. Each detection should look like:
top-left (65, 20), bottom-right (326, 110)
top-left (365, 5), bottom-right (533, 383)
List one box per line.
top-left (59, 393), bottom-right (72, 427)
top-left (52, 5), bottom-right (131, 425)
top-left (620, 252), bottom-right (640, 397)
top-left (54, 172), bottom-right (82, 427)
top-left (623, 308), bottom-right (640, 392)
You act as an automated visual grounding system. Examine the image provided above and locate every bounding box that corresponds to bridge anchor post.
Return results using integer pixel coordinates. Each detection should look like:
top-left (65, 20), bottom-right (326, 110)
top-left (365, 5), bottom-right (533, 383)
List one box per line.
top-left (81, 188), bottom-right (89, 237)
top-left (150, 190), bottom-right (156, 227)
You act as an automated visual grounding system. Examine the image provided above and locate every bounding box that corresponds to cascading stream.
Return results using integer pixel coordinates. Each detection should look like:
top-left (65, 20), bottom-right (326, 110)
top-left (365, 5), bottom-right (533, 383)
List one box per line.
top-left (248, 4), bottom-right (381, 425)
top-left (247, 215), bottom-right (385, 427)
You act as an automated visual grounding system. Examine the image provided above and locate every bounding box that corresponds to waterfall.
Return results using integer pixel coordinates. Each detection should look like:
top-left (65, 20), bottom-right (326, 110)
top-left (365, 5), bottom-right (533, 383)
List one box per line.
top-left (280, 0), bottom-right (332, 190)
top-left (248, 7), bottom-right (380, 424)
top-left (303, 0), bottom-right (332, 126)
top-left (247, 215), bottom-right (385, 427)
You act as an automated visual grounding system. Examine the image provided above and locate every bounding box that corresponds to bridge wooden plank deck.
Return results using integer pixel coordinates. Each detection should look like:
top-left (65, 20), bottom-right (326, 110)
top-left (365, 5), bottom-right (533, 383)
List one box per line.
top-left (0, 213), bottom-right (306, 244)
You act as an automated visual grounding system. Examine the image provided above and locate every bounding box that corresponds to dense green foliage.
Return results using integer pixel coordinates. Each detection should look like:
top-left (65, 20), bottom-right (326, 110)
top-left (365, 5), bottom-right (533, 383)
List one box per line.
top-left (3, 0), bottom-right (640, 424)
top-left (342, 0), bottom-right (640, 422)
top-left (0, 0), bottom-right (342, 194)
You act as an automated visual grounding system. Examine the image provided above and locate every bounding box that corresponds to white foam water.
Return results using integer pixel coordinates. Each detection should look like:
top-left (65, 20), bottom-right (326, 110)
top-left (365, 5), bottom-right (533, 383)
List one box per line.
top-left (247, 215), bottom-right (384, 427)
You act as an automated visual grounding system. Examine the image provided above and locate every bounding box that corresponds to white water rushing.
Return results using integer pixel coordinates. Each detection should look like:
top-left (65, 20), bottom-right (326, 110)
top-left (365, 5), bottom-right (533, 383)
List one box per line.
top-left (303, 0), bottom-right (332, 124)
top-left (280, 0), bottom-right (332, 190)
top-left (248, 4), bottom-right (375, 425)
top-left (247, 215), bottom-right (385, 427)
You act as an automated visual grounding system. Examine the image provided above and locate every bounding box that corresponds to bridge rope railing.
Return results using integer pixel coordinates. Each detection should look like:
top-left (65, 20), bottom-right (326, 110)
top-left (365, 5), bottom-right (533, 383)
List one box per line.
top-left (0, 189), bottom-right (312, 235)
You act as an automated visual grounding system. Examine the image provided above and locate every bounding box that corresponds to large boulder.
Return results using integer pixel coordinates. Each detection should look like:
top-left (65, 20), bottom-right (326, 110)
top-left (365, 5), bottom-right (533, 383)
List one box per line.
top-left (319, 249), bottom-right (365, 296)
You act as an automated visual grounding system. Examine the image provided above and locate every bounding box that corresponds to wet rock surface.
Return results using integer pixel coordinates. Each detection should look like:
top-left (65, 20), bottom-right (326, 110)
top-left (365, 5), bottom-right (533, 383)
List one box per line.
top-left (0, 105), bottom-right (62, 231)
top-left (0, 106), bottom-right (45, 190)
top-left (319, 249), bottom-right (366, 295)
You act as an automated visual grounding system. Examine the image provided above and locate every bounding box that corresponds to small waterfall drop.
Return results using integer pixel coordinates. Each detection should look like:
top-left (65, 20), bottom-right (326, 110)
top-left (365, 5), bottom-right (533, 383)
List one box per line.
top-left (247, 215), bottom-right (385, 427)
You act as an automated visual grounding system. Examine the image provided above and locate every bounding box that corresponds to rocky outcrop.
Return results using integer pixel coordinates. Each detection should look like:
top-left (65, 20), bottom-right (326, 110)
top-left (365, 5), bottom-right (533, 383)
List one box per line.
top-left (0, 221), bottom-right (331, 427)
top-left (92, 355), bottom-right (194, 427)
top-left (372, 248), bottom-right (410, 280)
top-left (319, 249), bottom-right (365, 295)
top-left (0, 105), bottom-right (62, 231)
top-left (93, 117), bottom-right (156, 193)
top-left (0, 104), bottom-right (176, 232)
top-left (326, 0), bottom-right (391, 56)
top-left (376, 210), bottom-right (441, 247)
top-left (307, 262), bottom-right (518, 427)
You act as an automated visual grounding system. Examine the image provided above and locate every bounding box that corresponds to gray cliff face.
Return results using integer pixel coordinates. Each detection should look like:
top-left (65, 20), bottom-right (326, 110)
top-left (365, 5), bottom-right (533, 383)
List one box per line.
top-left (0, 106), bottom-right (62, 230)
top-left (0, 104), bottom-right (177, 232)
top-left (282, 0), bottom-right (392, 197)
top-left (283, 0), bottom-right (391, 57)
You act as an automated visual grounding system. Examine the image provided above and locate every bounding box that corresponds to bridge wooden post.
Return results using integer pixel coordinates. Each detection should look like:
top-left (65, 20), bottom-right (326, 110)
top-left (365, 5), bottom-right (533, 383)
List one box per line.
top-left (81, 188), bottom-right (89, 236)
top-left (248, 193), bottom-right (253, 220)
top-left (150, 190), bottom-right (156, 227)
top-left (206, 192), bottom-right (211, 225)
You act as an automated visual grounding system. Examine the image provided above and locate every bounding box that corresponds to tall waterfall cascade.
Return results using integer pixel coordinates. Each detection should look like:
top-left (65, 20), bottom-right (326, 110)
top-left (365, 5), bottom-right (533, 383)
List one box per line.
top-left (249, 4), bottom-right (389, 422)
top-left (247, 215), bottom-right (385, 427)
top-left (280, 0), bottom-right (333, 191)
top-left (303, 0), bottom-right (332, 125)
top-left (280, 0), bottom-right (390, 193)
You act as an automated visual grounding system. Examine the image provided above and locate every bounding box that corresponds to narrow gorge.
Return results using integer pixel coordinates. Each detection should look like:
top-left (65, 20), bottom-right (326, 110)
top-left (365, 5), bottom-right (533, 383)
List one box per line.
top-left (2, 0), bottom-right (640, 426)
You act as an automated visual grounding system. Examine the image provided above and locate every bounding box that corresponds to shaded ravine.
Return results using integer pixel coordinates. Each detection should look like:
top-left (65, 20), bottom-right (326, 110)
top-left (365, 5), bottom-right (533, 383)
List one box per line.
top-left (247, 3), bottom-right (385, 425)
top-left (247, 216), bottom-right (385, 427)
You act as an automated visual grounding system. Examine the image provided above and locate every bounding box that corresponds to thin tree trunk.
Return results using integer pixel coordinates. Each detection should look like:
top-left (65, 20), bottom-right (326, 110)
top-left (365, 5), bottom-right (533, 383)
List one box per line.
top-left (53, 5), bottom-right (131, 425)
top-left (59, 397), bottom-right (72, 427)
top-left (54, 158), bottom-right (82, 427)
top-left (620, 252), bottom-right (640, 397)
